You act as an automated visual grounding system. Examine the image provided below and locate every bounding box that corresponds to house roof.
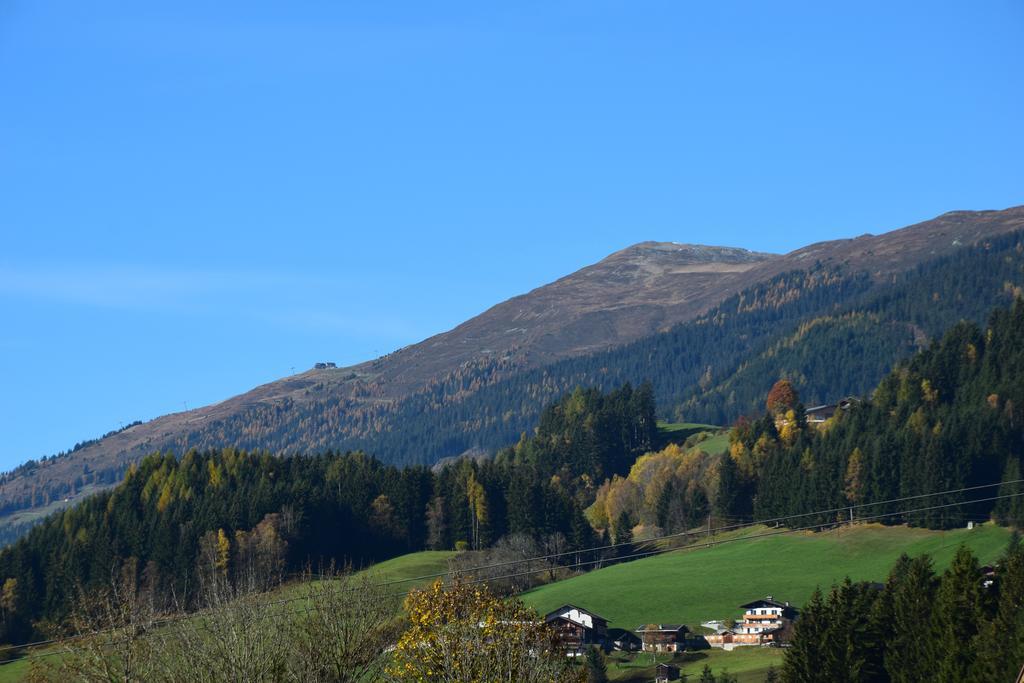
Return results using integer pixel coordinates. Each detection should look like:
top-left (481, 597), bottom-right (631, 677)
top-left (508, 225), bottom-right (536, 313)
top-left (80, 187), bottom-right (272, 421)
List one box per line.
top-left (544, 604), bottom-right (609, 624)
top-left (607, 628), bottom-right (642, 642)
top-left (635, 623), bottom-right (688, 633)
top-left (739, 596), bottom-right (790, 609)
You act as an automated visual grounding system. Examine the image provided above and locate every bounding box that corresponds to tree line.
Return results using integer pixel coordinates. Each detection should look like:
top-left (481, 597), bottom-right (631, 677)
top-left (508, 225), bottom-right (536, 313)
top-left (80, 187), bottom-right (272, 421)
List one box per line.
top-left (5, 230), bottom-right (1022, 539)
top-left (716, 296), bottom-right (1024, 531)
top-left (782, 539), bottom-right (1024, 683)
top-left (0, 383), bottom-right (656, 645)
top-left (209, 228), bottom-right (1024, 468)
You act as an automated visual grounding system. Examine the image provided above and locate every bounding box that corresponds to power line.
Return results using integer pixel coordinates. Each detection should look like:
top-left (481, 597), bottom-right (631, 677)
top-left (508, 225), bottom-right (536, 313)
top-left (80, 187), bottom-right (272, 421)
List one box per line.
top-left (8, 477), bottom-right (1015, 660)
top-left (5, 477), bottom-right (1021, 663)
top-left (292, 477), bottom-right (1024, 588)
top-left (3, 488), bottom-right (1020, 667)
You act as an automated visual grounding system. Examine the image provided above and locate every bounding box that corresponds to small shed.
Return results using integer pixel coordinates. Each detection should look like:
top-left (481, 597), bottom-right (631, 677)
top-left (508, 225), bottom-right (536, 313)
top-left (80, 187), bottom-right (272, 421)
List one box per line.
top-left (635, 623), bottom-right (689, 653)
top-left (606, 627), bottom-right (642, 651)
top-left (655, 663), bottom-right (681, 682)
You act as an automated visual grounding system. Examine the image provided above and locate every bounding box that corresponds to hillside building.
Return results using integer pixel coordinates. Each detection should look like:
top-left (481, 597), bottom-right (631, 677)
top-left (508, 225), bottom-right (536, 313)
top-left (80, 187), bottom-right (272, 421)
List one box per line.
top-left (655, 663), bottom-right (681, 682)
top-left (634, 623), bottom-right (689, 653)
top-left (705, 595), bottom-right (797, 649)
top-left (544, 604), bottom-right (608, 656)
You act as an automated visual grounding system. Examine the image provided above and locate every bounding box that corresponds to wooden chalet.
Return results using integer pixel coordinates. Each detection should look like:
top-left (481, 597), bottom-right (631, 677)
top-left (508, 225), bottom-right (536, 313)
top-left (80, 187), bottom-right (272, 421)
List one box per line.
top-left (607, 627), bottom-right (642, 652)
top-left (705, 595), bottom-right (797, 649)
top-left (655, 663), bottom-right (681, 682)
top-left (634, 623), bottom-right (689, 653)
top-left (806, 398), bottom-right (860, 428)
top-left (804, 403), bottom-right (837, 425)
top-left (544, 604), bottom-right (608, 656)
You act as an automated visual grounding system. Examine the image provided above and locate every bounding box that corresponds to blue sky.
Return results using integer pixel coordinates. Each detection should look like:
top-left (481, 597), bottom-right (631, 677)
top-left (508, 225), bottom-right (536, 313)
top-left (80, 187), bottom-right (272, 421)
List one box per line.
top-left (1, 1), bottom-right (1022, 470)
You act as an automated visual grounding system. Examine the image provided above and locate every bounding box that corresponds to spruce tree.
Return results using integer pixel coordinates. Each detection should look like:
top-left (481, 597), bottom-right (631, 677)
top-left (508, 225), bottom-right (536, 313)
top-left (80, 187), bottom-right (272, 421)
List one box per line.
top-left (885, 555), bottom-right (937, 683)
top-left (584, 646), bottom-right (608, 683)
top-left (782, 588), bottom-right (827, 683)
top-left (930, 546), bottom-right (985, 683)
top-left (715, 453), bottom-right (743, 519)
top-left (970, 536), bottom-right (1024, 681)
top-left (613, 511), bottom-right (634, 559)
top-left (994, 456), bottom-right (1024, 527)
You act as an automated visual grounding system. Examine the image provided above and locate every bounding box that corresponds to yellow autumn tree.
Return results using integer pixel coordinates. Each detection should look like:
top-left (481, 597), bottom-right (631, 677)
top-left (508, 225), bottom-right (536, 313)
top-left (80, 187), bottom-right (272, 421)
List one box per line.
top-left (844, 448), bottom-right (865, 504)
top-left (466, 472), bottom-right (489, 550)
top-left (388, 581), bottom-right (584, 682)
top-left (215, 528), bottom-right (231, 577)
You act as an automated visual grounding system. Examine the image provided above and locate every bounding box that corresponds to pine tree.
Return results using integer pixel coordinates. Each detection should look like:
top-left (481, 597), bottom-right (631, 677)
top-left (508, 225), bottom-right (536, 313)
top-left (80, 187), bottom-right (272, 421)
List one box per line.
top-left (885, 554), bottom-right (937, 683)
top-left (930, 547), bottom-right (985, 682)
top-left (715, 453), bottom-right (743, 519)
top-left (971, 536), bottom-right (1024, 681)
top-left (993, 456), bottom-right (1024, 527)
top-left (584, 646), bottom-right (608, 683)
top-left (612, 511), bottom-right (634, 559)
top-left (782, 588), bottom-right (827, 683)
top-left (699, 663), bottom-right (716, 683)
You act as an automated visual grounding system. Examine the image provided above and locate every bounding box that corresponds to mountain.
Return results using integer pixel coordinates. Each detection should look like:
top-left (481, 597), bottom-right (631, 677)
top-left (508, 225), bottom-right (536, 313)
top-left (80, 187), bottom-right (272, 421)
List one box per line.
top-left (2, 205), bottom-right (1024, 540)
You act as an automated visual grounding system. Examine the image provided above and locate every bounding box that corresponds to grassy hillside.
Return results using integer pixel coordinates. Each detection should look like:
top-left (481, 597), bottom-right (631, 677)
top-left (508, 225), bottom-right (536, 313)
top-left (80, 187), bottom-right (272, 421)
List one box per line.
top-left (0, 551), bottom-right (457, 683)
top-left (607, 648), bottom-right (784, 682)
top-left (0, 527), bottom-right (1010, 682)
top-left (656, 422), bottom-right (728, 454)
top-left (522, 523), bottom-right (1011, 631)
top-left (358, 549), bottom-right (456, 589)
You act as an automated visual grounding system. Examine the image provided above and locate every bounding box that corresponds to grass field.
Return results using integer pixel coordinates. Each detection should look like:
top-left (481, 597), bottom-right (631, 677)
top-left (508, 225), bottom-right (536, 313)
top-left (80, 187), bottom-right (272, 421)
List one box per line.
top-left (523, 523), bottom-right (1009, 682)
top-left (656, 421), bottom-right (728, 454)
top-left (1, 526), bottom-right (1010, 682)
top-left (522, 522), bottom-right (1011, 631)
top-left (0, 550), bottom-right (457, 683)
top-left (358, 549), bottom-right (456, 589)
top-left (606, 648), bottom-right (784, 682)
top-left (0, 658), bottom-right (32, 683)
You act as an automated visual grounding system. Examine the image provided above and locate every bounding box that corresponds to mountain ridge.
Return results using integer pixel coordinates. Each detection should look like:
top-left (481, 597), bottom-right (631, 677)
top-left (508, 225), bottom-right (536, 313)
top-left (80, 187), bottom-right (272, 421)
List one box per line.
top-left (3, 205), bottom-right (1023, 539)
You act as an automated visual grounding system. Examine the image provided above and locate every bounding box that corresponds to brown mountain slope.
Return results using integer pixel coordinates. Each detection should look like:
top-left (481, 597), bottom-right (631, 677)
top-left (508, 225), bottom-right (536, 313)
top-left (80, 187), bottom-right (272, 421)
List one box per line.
top-left (364, 243), bottom-right (775, 394)
top-left (2, 205), bottom-right (1023, 531)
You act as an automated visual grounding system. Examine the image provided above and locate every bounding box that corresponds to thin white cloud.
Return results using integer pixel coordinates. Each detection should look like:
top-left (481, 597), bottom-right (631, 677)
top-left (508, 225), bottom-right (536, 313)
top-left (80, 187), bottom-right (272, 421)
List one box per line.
top-left (0, 263), bottom-right (423, 341)
top-left (0, 264), bottom-right (297, 310)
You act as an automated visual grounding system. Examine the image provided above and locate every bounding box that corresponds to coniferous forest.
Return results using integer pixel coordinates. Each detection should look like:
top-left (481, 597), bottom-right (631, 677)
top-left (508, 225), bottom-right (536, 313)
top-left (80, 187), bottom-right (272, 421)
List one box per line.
top-left (782, 541), bottom-right (1024, 683)
top-left (4, 295), bottom-right (1024, 649)
top-left (5, 231), bottom-right (1023, 533)
top-left (168, 229), bottom-right (1024, 469)
top-left (730, 297), bottom-right (1024, 531)
top-left (0, 384), bottom-right (655, 644)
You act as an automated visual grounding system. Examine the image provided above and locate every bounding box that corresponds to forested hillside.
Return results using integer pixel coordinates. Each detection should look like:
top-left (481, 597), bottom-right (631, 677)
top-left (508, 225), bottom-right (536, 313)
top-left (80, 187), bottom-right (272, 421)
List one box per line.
top-left (724, 296), bottom-right (1024, 530)
top-left (332, 229), bottom-right (1024, 462)
top-left (783, 542), bottom-right (1024, 683)
top-left (0, 385), bottom-right (655, 644)
top-left (4, 294), bottom-right (1024, 648)
top-left (3, 208), bottom-right (1023, 540)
